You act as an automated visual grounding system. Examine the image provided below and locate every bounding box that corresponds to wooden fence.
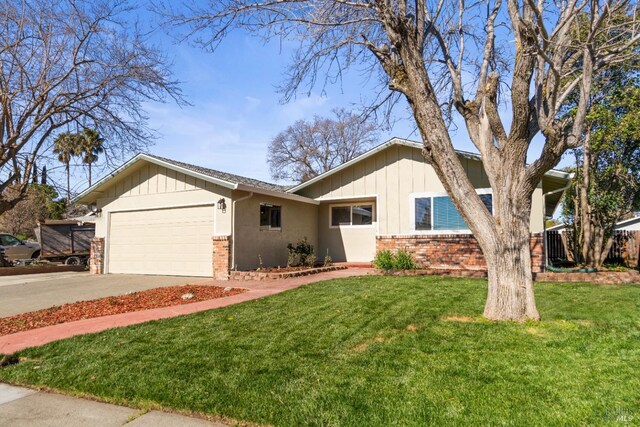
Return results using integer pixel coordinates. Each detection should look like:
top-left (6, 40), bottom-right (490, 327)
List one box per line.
top-left (545, 230), bottom-right (639, 266)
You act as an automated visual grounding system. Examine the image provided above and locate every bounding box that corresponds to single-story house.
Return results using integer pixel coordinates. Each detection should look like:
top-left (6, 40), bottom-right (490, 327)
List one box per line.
top-left (76, 138), bottom-right (571, 278)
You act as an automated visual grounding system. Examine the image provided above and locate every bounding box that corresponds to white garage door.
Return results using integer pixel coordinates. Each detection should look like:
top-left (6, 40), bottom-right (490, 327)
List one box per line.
top-left (108, 206), bottom-right (214, 276)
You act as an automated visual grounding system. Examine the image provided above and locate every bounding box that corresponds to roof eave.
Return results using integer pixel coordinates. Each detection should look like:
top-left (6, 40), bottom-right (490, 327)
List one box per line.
top-left (74, 154), bottom-right (239, 205)
top-left (236, 184), bottom-right (319, 205)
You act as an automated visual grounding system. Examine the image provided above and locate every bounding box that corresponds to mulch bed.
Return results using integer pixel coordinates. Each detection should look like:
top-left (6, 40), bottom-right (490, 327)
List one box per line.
top-left (0, 285), bottom-right (246, 336)
top-left (253, 266), bottom-right (321, 273)
top-left (230, 265), bottom-right (347, 280)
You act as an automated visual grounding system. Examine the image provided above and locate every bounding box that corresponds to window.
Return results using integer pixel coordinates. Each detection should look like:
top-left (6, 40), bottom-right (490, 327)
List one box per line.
top-left (331, 204), bottom-right (374, 227)
top-left (412, 192), bottom-right (492, 232)
top-left (0, 235), bottom-right (21, 246)
top-left (260, 204), bottom-right (281, 230)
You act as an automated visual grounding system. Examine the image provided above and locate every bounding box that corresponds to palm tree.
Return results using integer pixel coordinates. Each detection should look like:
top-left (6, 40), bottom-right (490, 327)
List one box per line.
top-left (79, 129), bottom-right (104, 187)
top-left (53, 132), bottom-right (82, 205)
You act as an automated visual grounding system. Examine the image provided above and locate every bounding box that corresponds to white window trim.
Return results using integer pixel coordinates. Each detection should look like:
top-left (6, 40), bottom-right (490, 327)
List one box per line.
top-left (329, 202), bottom-right (376, 229)
top-left (409, 189), bottom-right (493, 235)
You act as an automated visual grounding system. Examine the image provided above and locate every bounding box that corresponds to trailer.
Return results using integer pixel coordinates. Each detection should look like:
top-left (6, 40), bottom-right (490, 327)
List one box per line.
top-left (34, 219), bottom-right (96, 265)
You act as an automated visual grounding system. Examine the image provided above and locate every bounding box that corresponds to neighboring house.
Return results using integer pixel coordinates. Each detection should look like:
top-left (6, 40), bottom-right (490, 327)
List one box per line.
top-left (616, 215), bottom-right (640, 231)
top-left (76, 138), bottom-right (570, 278)
top-left (548, 215), bottom-right (640, 232)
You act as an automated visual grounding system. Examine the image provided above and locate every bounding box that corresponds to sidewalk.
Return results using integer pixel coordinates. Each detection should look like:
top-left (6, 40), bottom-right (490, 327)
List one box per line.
top-left (0, 383), bottom-right (226, 426)
top-left (0, 268), bottom-right (371, 354)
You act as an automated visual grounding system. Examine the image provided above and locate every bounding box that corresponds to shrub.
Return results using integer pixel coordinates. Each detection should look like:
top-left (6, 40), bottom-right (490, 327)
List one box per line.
top-left (287, 237), bottom-right (315, 267)
top-left (373, 249), bottom-right (417, 271)
top-left (305, 253), bottom-right (317, 267)
top-left (324, 255), bottom-right (333, 267)
top-left (373, 250), bottom-right (395, 271)
top-left (394, 249), bottom-right (417, 270)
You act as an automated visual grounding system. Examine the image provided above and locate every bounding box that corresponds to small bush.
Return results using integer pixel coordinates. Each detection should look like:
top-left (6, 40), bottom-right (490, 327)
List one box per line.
top-left (305, 253), bottom-right (317, 267)
top-left (287, 237), bottom-right (315, 267)
top-left (324, 255), bottom-right (333, 267)
top-left (373, 249), bottom-right (417, 271)
top-left (373, 250), bottom-right (395, 271)
top-left (394, 249), bottom-right (417, 270)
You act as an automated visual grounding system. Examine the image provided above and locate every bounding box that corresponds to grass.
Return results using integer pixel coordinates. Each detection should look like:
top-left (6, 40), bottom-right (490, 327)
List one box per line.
top-left (1, 276), bottom-right (639, 426)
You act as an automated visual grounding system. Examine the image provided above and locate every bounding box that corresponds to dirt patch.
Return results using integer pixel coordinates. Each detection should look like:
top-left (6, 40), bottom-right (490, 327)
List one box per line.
top-left (405, 324), bottom-right (419, 332)
top-left (0, 285), bottom-right (246, 336)
top-left (442, 315), bottom-right (479, 323)
top-left (351, 336), bottom-right (387, 353)
top-left (525, 327), bottom-right (548, 337)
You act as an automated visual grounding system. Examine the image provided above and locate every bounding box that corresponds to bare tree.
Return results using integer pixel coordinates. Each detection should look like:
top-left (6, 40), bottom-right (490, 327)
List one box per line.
top-left (268, 109), bottom-right (378, 183)
top-left (162, 0), bottom-right (640, 320)
top-left (0, 0), bottom-right (182, 214)
top-left (0, 184), bottom-right (57, 238)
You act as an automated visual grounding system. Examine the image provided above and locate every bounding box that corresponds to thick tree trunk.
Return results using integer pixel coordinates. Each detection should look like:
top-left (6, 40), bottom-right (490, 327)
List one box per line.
top-left (579, 139), bottom-right (593, 265)
top-left (88, 163), bottom-right (92, 187)
top-left (483, 220), bottom-right (539, 321)
top-left (395, 35), bottom-right (542, 322)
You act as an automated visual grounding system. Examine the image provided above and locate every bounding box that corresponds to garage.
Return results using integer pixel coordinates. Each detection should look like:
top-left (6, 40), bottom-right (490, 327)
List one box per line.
top-left (107, 205), bottom-right (215, 276)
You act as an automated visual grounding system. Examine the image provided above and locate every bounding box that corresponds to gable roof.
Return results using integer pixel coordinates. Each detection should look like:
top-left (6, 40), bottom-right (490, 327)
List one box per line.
top-left (287, 137), bottom-right (572, 194)
top-left (75, 153), bottom-right (316, 205)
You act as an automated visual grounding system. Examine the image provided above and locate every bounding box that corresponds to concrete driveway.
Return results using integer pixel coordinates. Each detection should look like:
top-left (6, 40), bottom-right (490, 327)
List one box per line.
top-left (0, 272), bottom-right (210, 317)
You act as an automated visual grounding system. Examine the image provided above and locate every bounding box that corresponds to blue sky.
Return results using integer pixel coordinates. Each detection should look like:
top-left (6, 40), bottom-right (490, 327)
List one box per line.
top-left (137, 32), bottom-right (423, 184)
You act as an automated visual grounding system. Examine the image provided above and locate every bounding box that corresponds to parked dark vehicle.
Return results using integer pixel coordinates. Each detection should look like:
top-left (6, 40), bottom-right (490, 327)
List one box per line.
top-left (0, 234), bottom-right (41, 261)
top-left (34, 220), bottom-right (95, 265)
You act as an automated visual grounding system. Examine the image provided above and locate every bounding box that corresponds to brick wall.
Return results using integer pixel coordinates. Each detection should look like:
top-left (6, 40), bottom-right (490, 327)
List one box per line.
top-left (89, 237), bottom-right (104, 274)
top-left (212, 235), bottom-right (231, 280)
top-left (530, 233), bottom-right (544, 273)
top-left (376, 233), bottom-right (545, 272)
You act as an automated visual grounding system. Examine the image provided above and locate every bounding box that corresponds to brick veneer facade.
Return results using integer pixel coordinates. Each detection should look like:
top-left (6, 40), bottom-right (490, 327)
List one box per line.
top-left (89, 237), bottom-right (105, 274)
top-left (376, 233), bottom-right (545, 272)
top-left (212, 235), bottom-right (231, 280)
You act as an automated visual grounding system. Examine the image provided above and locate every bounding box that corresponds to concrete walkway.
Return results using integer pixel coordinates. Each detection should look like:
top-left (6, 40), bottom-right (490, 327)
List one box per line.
top-left (0, 383), bottom-right (226, 426)
top-left (0, 268), bottom-right (371, 354)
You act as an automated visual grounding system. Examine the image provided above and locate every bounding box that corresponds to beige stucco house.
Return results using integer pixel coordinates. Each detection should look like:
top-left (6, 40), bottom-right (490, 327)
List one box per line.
top-left (77, 138), bottom-right (570, 278)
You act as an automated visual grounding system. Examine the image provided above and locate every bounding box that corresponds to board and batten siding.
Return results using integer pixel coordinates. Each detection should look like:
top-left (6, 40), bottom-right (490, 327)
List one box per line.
top-left (296, 144), bottom-right (545, 235)
top-left (93, 162), bottom-right (233, 239)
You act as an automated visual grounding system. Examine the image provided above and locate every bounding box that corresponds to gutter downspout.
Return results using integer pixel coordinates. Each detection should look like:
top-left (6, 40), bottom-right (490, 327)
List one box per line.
top-left (231, 192), bottom-right (253, 271)
top-left (542, 185), bottom-right (570, 270)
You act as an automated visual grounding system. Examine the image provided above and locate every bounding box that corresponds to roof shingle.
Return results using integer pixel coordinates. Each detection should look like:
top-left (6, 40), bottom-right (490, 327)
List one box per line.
top-left (144, 153), bottom-right (290, 193)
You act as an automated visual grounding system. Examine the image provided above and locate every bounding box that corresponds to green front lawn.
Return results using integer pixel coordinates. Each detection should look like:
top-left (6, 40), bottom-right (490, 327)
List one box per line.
top-left (1, 277), bottom-right (639, 426)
